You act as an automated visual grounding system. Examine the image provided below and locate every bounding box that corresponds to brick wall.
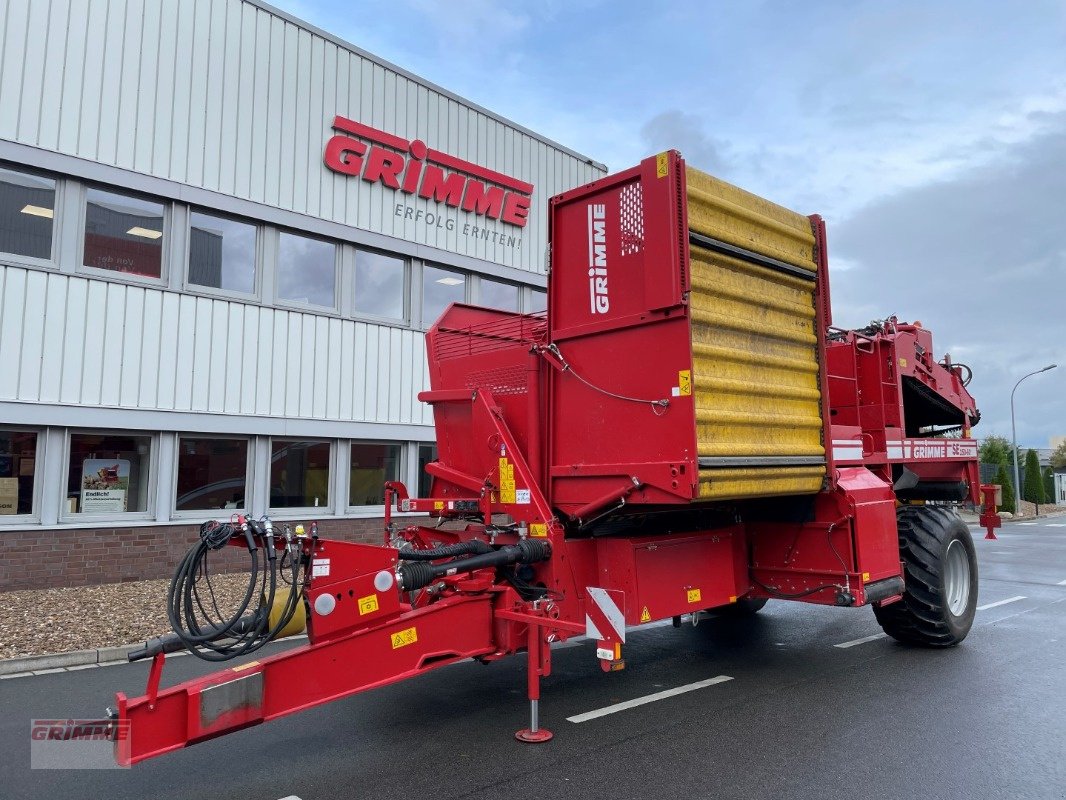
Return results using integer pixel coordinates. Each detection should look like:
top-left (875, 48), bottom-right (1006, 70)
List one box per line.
top-left (0, 517), bottom-right (386, 592)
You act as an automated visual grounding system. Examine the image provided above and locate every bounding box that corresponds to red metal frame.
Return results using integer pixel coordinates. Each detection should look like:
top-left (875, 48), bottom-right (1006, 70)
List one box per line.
top-left (112, 153), bottom-right (986, 765)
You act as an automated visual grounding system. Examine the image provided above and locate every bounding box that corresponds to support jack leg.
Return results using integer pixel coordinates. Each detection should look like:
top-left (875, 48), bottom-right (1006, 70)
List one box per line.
top-left (515, 623), bottom-right (552, 743)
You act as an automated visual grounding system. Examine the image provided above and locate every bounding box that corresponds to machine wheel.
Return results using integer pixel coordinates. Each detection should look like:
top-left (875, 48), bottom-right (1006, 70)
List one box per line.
top-left (712, 597), bottom-right (768, 616)
top-left (873, 505), bottom-right (978, 646)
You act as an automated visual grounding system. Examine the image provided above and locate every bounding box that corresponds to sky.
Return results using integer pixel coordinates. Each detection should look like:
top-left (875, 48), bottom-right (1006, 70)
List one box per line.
top-left (276, 0), bottom-right (1065, 449)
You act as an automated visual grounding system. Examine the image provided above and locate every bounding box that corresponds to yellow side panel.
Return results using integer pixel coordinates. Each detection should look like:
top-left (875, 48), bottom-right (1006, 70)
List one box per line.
top-left (697, 466), bottom-right (825, 501)
top-left (687, 166), bottom-right (816, 271)
top-left (686, 166), bottom-right (825, 501)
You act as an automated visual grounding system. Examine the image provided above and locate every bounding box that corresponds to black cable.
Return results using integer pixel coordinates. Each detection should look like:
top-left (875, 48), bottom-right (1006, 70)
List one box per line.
top-left (166, 519), bottom-right (303, 662)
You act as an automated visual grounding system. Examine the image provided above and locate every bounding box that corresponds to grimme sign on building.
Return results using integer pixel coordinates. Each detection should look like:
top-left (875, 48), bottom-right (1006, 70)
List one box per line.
top-left (324, 115), bottom-right (534, 248)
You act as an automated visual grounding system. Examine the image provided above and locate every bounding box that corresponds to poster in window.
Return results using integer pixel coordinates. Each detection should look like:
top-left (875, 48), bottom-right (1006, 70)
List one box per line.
top-left (81, 458), bottom-right (131, 512)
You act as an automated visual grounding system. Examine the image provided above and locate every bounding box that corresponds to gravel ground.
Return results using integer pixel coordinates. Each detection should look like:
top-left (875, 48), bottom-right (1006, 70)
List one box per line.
top-left (0, 573), bottom-right (253, 660)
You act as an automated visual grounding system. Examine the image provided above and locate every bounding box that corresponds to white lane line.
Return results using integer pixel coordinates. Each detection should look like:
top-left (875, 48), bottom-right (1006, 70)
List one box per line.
top-left (566, 675), bottom-right (733, 723)
top-left (833, 633), bottom-right (886, 649)
top-left (1019, 522), bottom-right (1038, 526)
top-left (977, 595), bottom-right (1026, 611)
top-left (1046, 524), bottom-right (1066, 528)
top-left (1057, 579), bottom-right (1066, 586)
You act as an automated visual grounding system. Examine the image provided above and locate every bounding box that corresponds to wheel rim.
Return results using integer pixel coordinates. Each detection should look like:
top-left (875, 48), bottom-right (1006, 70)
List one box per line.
top-left (944, 539), bottom-right (971, 616)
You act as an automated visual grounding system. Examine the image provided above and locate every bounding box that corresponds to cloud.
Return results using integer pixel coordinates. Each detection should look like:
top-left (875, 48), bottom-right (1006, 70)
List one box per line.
top-left (640, 111), bottom-right (725, 175)
top-left (829, 112), bottom-right (1066, 447)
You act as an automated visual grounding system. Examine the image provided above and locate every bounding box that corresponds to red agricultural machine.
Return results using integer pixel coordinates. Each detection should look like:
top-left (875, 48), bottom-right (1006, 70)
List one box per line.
top-left (110, 152), bottom-right (995, 765)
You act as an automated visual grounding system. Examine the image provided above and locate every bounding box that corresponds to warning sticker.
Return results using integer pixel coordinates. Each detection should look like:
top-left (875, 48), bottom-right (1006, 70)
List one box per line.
top-left (391, 626), bottom-right (418, 649)
top-left (656, 152), bottom-right (669, 178)
top-left (515, 488), bottom-right (530, 504)
top-left (433, 501), bottom-right (444, 510)
top-left (499, 458), bottom-right (516, 504)
top-left (678, 370), bottom-right (692, 396)
top-left (312, 559), bottom-right (330, 578)
top-left (640, 606), bottom-right (651, 623)
top-left (530, 522), bottom-right (547, 537)
top-left (358, 594), bottom-right (379, 615)
top-left (687, 588), bottom-right (702, 604)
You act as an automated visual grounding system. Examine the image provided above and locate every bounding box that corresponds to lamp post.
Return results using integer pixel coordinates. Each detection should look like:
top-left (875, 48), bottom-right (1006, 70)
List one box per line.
top-left (1010, 364), bottom-right (1057, 514)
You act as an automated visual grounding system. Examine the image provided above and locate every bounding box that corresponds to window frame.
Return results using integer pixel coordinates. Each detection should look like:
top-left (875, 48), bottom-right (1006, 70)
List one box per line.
top-left (0, 426), bottom-right (44, 525)
top-left (76, 183), bottom-right (170, 287)
top-left (170, 433), bottom-right (253, 519)
top-left (0, 163), bottom-right (62, 272)
top-left (184, 206), bottom-right (262, 301)
top-left (346, 439), bottom-right (405, 512)
top-left (477, 276), bottom-right (520, 312)
top-left (266, 437), bottom-right (334, 516)
top-left (352, 246), bottom-right (409, 325)
top-left (59, 428), bottom-right (157, 522)
top-left (273, 228), bottom-right (342, 314)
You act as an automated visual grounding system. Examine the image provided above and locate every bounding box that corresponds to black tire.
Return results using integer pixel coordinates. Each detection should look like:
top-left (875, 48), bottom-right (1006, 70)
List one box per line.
top-left (873, 505), bottom-right (978, 646)
top-left (711, 597), bottom-right (768, 617)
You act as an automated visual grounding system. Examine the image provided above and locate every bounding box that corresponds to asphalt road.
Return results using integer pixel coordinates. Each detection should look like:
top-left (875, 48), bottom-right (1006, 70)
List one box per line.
top-left (2, 518), bottom-right (1064, 800)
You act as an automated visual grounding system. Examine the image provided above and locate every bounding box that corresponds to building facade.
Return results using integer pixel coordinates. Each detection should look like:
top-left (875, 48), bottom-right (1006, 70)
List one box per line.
top-left (0, 0), bottom-right (605, 589)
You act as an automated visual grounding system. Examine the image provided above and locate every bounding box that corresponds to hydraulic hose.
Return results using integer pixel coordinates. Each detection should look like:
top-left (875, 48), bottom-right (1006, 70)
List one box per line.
top-left (398, 539), bottom-right (551, 591)
top-left (397, 540), bottom-right (494, 560)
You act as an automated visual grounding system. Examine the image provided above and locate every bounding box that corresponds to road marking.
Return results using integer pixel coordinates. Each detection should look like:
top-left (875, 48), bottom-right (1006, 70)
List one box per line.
top-left (1046, 524), bottom-right (1066, 528)
top-left (1019, 522), bottom-right (1038, 526)
top-left (566, 675), bottom-right (733, 723)
top-left (1057, 579), bottom-right (1066, 586)
top-left (977, 595), bottom-right (1026, 611)
top-left (833, 633), bottom-right (886, 649)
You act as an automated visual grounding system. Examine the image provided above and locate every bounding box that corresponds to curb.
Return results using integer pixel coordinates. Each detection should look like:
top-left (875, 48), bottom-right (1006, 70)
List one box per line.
top-left (0, 642), bottom-right (143, 677)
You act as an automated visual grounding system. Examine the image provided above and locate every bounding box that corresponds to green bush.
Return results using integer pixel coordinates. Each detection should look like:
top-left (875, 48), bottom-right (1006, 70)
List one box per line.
top-left (1023, 449), bottom-right (1045, 505)
top-left (994, 462), bottom-right (1015, 513)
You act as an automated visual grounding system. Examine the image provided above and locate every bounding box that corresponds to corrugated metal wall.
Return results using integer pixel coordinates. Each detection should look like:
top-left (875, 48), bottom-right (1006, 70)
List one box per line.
top-left (0, 264), bottom-right (431, 425)
top-left (0, 0), bottom-right (601, 274)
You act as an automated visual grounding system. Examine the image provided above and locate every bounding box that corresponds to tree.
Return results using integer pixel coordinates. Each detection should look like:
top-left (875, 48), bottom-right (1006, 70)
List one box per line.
top-left (1045, 467), bottom-right (1057, 505)
top-left (1051, 440), bottom-right (1066, 469)
top-left (980, 435), bottom-right (1012, 465)
top-left (994, 462), bottom-right (1015, 513)
top-left (1023, 449), bottom-right (1045, 505)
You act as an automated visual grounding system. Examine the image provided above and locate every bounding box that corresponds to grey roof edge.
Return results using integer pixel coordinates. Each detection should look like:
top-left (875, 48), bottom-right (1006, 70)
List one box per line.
top-left (251, 0), bottom-right (609, 173)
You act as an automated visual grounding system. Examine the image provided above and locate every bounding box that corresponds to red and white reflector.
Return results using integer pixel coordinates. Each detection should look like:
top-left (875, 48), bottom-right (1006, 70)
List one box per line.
top-left (585, 587), bottom-right (625, 644)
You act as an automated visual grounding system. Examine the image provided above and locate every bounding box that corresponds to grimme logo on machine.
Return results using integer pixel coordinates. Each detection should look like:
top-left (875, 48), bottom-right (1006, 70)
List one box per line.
top-left (587, 203), bottom-right (609, 313)
top-left (323, 116), bottom-right (534, 231)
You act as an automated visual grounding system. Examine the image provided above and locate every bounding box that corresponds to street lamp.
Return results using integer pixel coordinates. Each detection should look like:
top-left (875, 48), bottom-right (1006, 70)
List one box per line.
top-left (1010, 364), bottom-right (1057, 514)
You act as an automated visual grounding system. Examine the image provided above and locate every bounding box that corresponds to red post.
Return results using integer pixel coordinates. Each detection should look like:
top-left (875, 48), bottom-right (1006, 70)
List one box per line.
top-left (515, 622), bottom-right (553, 743)
top-left (978, 484), bottom-right (1002, 540)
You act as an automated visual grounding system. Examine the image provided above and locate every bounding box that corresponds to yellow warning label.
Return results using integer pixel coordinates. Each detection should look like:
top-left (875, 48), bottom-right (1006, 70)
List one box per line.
top-left (391, 626), bottom-right (418, 649)
top-left (499, 458), bottom-right (516, 504)
top-left (728, 595), bottom-right (737, 603)
top-left (678, 369), bottom-right (691, 396)
top-left (687, 588), bottom-right (702, 604)
top-left (433, 500), bottom-right (444, 510)
top-left (640, 606), bottom-right (651, 623)
top-left (862, 572), bottom-right (871, 582)
top-left (656, 152), bottom-right (669, 178)
top-left (530, 523), bottom-right (548, 538)
top-left (232, 660), bottom-right (259, 672)
top-left (899, 358), bottom-right (908, 368)
top-left (358, 594), bottom-right (379, 615)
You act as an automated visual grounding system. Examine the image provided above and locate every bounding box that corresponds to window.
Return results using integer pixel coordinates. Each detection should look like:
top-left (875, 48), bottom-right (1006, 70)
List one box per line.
top-left (0, 430), bottom-right (38, 516)
top-left (354, 249), bottom-right (404, 319)
top-left (349, 442), bottom-right (401, 506)
top-left (269, 440), bottom-right (330, 509)
top-left (417, 443), bottom-right (437, 498)
top-left (0, 166), bottom-right (55, 261)
top-left (277, 231), bottom-right (336, 307)
top-left (480, 278), bottom-right (518, 311)
top-left (530, 289), bottom-right (547, 312)
top-left (83, 188), bottom-right (165, 278)
top-left (66, 432), bottom-right (152, 514)
top-left (189, 210), bottom-right (257, 294)
top-left (423, 265), bottom-right (465, 325)
top-left (176, 437), bottom-right (249, 512)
